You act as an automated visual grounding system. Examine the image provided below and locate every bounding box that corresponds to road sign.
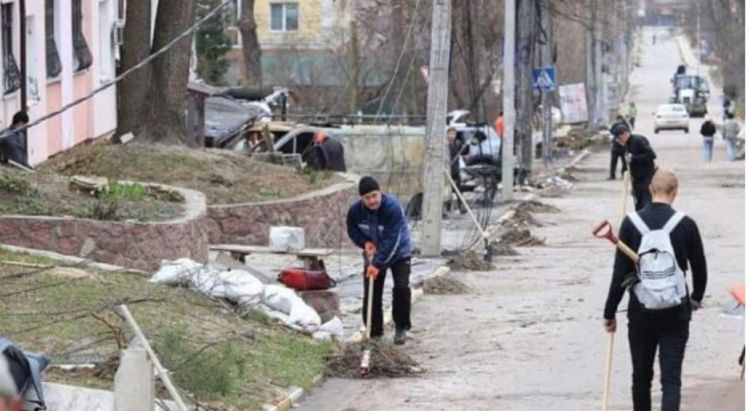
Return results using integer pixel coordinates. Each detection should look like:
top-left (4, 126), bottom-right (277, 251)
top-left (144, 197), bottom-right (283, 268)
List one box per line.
top-left (532, 66), bottom-right (557, 92)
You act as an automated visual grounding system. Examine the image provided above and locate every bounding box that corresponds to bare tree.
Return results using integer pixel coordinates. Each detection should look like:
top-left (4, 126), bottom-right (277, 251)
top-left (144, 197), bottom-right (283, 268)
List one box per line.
top-left (116, 0), bottom-right (151, 139)
top-left (142, 0), bottom-right (198, 144)
top-left (239, 0), bottom-right (262, 85)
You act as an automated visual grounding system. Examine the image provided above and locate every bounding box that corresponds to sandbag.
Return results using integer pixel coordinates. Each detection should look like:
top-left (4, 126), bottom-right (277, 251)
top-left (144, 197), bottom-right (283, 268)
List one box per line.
top-left (262, 285), bottom-right (321, 328)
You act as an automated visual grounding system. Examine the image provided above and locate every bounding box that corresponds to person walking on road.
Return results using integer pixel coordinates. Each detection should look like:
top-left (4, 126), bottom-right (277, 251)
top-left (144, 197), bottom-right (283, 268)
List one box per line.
top-left (346, 176), bottom-right (413, 345)
top-left (603, 168), bottom-right (707, 411)
top-left (627, 102), bottom-right (638, 129)
top-left (612, 124), bottom-right (657, 210)
top-left (699, 116), bottom-right (717, 163)
top-left (722, 113), bottom-right (741, 161)
top-left (609, 115), bottom-right (630, 180)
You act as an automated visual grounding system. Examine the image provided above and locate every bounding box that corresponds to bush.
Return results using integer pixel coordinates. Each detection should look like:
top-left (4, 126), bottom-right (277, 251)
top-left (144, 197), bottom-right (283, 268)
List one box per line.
top-left (0, 174), bottom-right (34, 195)
top-left (157, 327), bottom-right (248, 399)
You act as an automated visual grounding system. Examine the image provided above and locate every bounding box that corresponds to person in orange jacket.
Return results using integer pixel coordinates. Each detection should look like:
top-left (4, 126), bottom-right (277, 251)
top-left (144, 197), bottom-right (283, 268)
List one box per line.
top-left (494, 110), bottom-right (504, 138)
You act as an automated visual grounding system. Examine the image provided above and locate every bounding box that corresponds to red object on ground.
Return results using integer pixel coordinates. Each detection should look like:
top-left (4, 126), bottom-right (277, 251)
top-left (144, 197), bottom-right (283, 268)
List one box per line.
top-left (278, 267), bottom-right (336, 291)
top-left (730, 284), bottom-right (745, 306)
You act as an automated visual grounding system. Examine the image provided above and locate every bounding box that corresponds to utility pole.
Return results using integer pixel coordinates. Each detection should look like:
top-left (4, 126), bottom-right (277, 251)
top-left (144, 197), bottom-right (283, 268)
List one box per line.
top-left (420, 0), bottom-right (452, 257)
top-left (517, 0), bottom-right (535, 183)
top-left (501, 0), bottom-right (516, 202)
top-left (586, 0), bottom-right (598, 130)
top-left (541, 0), bottom-right (553, 167)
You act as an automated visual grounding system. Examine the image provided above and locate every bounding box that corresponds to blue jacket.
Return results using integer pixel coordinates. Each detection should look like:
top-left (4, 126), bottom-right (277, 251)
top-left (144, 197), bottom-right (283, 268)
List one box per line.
top-left (346, 193), bottom-right (411, 269)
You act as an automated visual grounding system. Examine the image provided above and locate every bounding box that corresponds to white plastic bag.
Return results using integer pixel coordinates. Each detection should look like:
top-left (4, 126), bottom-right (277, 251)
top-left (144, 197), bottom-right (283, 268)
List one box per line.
top-left (262, 285), bottom-right (321, 328)
top-left (269, 226), bottom-right (305, 252)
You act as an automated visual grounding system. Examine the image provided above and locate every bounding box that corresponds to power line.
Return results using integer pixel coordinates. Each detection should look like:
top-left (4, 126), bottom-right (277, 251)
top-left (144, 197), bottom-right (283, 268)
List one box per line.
top-left (23, 0), bottom-right (233, 131)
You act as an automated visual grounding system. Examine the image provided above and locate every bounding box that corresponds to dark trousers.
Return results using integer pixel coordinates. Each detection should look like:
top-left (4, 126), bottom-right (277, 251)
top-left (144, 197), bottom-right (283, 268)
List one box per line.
top-left (362, 257), bottom-right (412, 337)
top-left (628, 317), bottom-right (689, 411)
top-left (610, 149), bottom-right (628, 179)
top-left (632, 180), bottom-right (652, 211)
top-left (628, 116), bottom-right (636, 129)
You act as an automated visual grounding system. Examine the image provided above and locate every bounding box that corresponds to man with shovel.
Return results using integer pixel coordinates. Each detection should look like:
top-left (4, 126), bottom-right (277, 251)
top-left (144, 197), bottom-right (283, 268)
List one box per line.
top-left (612, 124), bottom-right (657, 210)
top-left (346, 176), bottom-right (413, 345)
top-left (602, 168), bottom-right (707, 411)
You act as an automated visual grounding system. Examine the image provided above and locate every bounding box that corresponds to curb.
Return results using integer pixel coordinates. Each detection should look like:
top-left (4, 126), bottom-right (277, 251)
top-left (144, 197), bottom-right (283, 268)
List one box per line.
top-left (0, 244), bottom-right (147, 274)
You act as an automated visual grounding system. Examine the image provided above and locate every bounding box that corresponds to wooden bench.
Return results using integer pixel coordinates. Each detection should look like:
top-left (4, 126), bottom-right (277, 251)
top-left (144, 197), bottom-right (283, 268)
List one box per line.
top-left (209, 244), bottom-right (334, 270)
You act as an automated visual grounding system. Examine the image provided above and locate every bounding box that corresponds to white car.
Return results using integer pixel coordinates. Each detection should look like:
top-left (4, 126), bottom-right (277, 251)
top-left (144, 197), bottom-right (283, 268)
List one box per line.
top-left (654, 104), bottom-right (689, 133)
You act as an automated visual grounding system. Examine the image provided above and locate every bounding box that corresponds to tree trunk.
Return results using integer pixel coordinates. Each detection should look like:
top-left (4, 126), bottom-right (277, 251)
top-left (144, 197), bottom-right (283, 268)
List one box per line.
top-left (239, 0), bottom-right (262, 85)
top-left (516, 0), bottom-right (536, 183)
top-left (116, 0), bottom-right (151, 140)
top-left (143, 0), bottom-right (198, 144)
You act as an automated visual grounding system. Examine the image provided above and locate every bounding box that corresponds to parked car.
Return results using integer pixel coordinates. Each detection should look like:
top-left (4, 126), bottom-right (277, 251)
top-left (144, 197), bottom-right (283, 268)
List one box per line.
top-left (654, 104), bottom-right (689, 133)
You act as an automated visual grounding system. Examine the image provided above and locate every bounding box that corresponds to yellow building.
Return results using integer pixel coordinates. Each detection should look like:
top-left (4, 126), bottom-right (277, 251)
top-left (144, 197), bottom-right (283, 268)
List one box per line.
top-left (253, 0), bottom-right (351, 49)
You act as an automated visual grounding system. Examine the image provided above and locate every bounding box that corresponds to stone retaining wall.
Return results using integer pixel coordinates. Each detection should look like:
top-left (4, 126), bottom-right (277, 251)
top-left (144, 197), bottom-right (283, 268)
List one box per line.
top-left (207, 177), bottom-right (358, 248)
top-left (0, 185), bottom-right (209, 272)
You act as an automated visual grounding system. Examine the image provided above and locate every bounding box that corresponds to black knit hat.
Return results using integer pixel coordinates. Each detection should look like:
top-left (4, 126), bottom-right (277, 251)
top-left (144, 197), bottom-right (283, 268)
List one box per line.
top-left (612, 124), bottom-right (629, 137)
top-left (358, 176), bottom-right (380, 196)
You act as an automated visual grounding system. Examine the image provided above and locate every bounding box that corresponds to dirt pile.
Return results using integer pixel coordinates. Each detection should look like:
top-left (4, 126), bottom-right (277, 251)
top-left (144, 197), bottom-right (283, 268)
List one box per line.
top-left (489, 241), bottom-right (520, 256)
top-left (326, 341), bottom-right (422, 379)
top-left (508, 209), bottom-right (543, 227)
top-left (422, 275), bottom-right (469, 295)
top-left (499, 227), bottom-right (545, 247)
top-left (448, 250), bottom-right (492, 271)
top-left (517, 200), bottom-right (560, 214)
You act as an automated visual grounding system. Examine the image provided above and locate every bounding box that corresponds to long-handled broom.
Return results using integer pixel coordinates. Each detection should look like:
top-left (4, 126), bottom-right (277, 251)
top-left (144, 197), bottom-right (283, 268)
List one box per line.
top-left (360, 250), bottom-right (376, 375)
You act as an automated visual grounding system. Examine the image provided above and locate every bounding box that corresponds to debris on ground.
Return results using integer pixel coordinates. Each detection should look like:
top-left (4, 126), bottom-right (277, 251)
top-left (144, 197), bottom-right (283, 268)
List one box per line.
top-left (508, 209), bottom-right (543, 227)
top-left (326, 341), bottom-right (422, 379)
top-left (422, 275), bottom-right (469, 295)
top-left (517, 200), bottom-right (560, 214)
top-left (447, 250), bottom-right (492, 271)
top-left (489, 241), bottom-right (520, 256)
top-left (498, 227), bottom-right (545, 247)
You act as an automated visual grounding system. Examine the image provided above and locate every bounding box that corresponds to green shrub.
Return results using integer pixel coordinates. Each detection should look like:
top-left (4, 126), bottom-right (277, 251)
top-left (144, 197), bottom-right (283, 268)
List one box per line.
top-left (157, 327), bottom-right (248, 399)
top-left (0, 174), bottom-right (34, 195)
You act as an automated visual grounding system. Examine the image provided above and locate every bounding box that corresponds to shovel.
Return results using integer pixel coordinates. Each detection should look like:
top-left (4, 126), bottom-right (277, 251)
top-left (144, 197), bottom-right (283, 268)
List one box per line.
top-left (592, 220), bottom-right (639, 263)
top-left (360, 250), bottom-right (376, 375)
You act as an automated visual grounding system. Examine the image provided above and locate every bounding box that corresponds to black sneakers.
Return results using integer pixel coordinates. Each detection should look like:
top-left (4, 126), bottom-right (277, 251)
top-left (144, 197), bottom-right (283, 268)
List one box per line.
top-left (394, 328), bottom-right (407, 345)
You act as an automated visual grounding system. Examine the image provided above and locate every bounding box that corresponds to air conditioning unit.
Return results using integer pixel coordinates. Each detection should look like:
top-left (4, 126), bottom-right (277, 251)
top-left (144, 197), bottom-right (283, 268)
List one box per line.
top-left (113, 20), bottom-right (125, 47)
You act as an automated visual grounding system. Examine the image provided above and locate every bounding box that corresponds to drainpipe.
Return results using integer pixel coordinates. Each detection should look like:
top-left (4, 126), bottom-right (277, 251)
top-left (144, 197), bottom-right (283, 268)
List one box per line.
top-left (19, 0), bottom-right (27, 111)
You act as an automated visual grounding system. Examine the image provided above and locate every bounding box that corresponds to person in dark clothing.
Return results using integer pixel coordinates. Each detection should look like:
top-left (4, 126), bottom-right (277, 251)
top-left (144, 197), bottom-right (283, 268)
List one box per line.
top-left (603, 168), bottom-right (707, 411)
top-left (613, 124), bottom-right (657, 210)
top-left (309, 130), bottom-right (347, 172)
top-left (445, 127), bottom-right (467, 214)
top-left (699, 118), bottom-right (717, 163)
top-left (0, 111), bottom-right (30, 168)
top-left (346, 176), bottom-right (412, 345)
top-left (609, 115), bottom-right (630, 180)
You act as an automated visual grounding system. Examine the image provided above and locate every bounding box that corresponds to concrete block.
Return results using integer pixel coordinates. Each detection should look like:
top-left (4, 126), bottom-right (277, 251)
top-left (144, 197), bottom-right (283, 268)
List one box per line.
top-left (114, 342), bottom-right (154, 411)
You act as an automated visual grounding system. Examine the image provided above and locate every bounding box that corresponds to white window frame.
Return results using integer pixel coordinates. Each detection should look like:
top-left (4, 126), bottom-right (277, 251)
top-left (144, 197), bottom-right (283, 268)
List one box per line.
top-left (98, 0), bottom-right (113, 82)
top-left (270, 2), bottom-right (299, 33)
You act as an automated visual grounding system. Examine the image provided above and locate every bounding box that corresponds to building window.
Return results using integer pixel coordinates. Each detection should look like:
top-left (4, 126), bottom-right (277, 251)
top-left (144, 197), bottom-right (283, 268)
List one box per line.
top-left (45, 0), bottom-right (62, 78)
top-left (72, 0), bottom-right (92, 72)
top-left (1, 3), bottom-right (20, 95)
top-left (270, 3), bottom-right (298, 32)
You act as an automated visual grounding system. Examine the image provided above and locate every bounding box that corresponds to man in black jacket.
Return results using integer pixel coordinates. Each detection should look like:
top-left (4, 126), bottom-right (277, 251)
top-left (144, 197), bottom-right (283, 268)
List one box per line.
top-left (310, 130), bottom-right (347, 172)
top-left (613, 124), bottom-right (657, 210)
top-left (609, 115), bottom-right (630, 180)
top-left (603, 168), bottom-right (707, 411)
top-left (0, 111), bottom-right (30, 168)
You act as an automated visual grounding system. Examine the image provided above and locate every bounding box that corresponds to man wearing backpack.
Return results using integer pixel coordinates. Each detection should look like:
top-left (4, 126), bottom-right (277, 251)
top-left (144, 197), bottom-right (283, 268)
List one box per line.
top-left (603, 169), bottom-right (707, 411)
top-left (612, 124), bottom-right (657, 210)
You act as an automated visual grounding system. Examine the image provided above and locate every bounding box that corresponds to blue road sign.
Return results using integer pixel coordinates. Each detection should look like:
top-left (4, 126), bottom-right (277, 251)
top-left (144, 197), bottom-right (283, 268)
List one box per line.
top-left (532, 66), bottom-right (557, 92)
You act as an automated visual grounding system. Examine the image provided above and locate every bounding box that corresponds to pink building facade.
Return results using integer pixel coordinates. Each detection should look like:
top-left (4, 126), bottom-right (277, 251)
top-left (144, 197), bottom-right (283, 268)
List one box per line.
top-left (0, 0), bottom-right (119, 165)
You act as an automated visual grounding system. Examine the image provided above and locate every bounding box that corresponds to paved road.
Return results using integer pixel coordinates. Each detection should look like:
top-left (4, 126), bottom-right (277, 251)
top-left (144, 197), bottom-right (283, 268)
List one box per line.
top-left (298, 27), bottom-right (744, 411)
